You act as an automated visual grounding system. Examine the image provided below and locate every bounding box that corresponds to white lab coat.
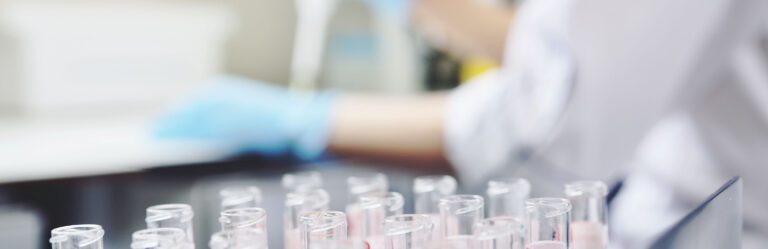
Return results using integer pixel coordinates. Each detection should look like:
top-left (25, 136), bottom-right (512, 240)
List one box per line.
top-left (444, 0), bottom-right (768, 247)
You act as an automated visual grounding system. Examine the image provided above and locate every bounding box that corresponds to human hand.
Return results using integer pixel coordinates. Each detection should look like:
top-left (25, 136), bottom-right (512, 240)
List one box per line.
top-left (154, 76), bottom-right (337, 160)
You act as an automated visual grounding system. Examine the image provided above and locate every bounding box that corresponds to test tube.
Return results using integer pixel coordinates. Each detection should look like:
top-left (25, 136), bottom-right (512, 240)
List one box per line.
top-left (486, 178), bottom-right (531, 219)
top-left (360, 192), bottom-right (405, 249)
top-left (300, 211), bottom-right (348, 249)
top-left (218, 207), bottom-right (269, 249)
top-left (282, 171), bottom-right (323, 192)
top-left (384, 214), bottom-right (433, 249)
top-left (50, 224), bottom-right (104, 249)
top-left (525, 198), bottom-right (571, 249)
top-left (131, 228), bottom-right (187, 249)
top-left (438, 195), bottom-right (484, 247)
top-left (220, 186), bottom-right (263, 211)
top-left (412, 175), bottom-right (457, 240)
top-left (346, 173), bottom-right (388, 238)
top-left (146, 204), bottom-right (195, 247)
top-left (285, 189), bottom-right (331, 249)
top-left (564, 181), bottom-right (609, 249)
top-left (473, 217), bottom-right (525, 249)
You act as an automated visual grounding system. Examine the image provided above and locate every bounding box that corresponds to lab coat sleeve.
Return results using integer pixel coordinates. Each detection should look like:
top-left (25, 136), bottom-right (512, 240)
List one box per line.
top-left (444, 0), bottom-right (575, 184)
top-left (445, 0), bottom-right (761, 185)
top-left (444, 71), bottom-right (520, 184)
top-left (536, 0), bottom-right (762, 181)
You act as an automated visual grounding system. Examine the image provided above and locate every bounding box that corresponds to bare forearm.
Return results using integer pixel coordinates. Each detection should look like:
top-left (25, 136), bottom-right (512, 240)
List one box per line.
top-left (327, 93), bottom-right (449, 168)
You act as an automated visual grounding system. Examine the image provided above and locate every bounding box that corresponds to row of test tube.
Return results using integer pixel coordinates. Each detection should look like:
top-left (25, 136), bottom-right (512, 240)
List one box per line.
top-left (47, 172), bottom-right (608, 249)
top-left (280, 172), bottom-right (609, 249)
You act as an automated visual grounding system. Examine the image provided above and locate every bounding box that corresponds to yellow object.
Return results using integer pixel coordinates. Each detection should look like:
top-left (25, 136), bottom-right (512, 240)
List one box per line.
top-left (461, 57), bottom-right (498, 83)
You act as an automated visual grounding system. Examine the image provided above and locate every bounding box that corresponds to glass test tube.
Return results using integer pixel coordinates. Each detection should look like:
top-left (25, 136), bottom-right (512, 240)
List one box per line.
top-left (146, 204), bottom-right (195, 247)
top-left (50, 224), bottom-right (104, 249)
top-left (413, 175), bottom-right (457, 240)
top-left (217, 207), bottom-right (269, 249)
top-left (439, 195), bottom-right (484, 247)
top-left (220, 186), bottom-right (262, 211)
top-left (283, 171), bottom-right (323, 192)
top-left (474, 217), bottom-right (525, 249)
top-left (132, 228), bottom-right (187, 249)
top-left (346, 173), bottom-right (388, 238)
top-left (360, 192), bottom-right (405, 249)
top-left (300, 211), bottom-right (348, 249)
top-left (564, 181), bottom-right (608, 249)
top-left (487, 178), bottom-right (531, 219)
top-left (384, 214), bottom-right (433, 249)
top-left (525, 198), bottom-right (571, 249)
top-left (285, 189), bottom-right (331, 249)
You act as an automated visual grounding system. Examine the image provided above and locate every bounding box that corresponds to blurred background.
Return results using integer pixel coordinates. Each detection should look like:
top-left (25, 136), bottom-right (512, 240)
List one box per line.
top-left (0, 0), bottom-right (488, 248)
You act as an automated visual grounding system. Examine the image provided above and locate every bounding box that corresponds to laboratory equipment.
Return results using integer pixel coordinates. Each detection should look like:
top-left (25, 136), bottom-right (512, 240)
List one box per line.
top-left (282, 171), bottom-right (323, 192)
top-left (220, 186), bottom-right (262, 211)
top-left (439, 195), bottom-right (484, 247)
top-left (131, 228), bottom-right (187, 249)
top-left (50, 224), bottom-right (104, 249)
top-left (525, 198), bottom-right (571, 249)
top-left (473, 217), bottom-right (525, 249)
top-left (359, 192), bottom-right (405, 249)
top-left (564, 181), bottom-right (608, 249)
top-left (487, 178), bottom-right (530, 219)
top-left (146, 204), bottom-right (195, 247)
top-left (290, 0), bottom-right (339, 91)
top-left (214, 207), bottom-right (269, 249)
top-left (384, 214), bottom-right (433, 249)
top-left (300, 211), bottom-right (348, 249)
top-left (214, 187), bottom-right (264, 249)
top-left (346, 173), bottom-right (388, 238)
top-left (650, 177), bottom-right (742, 249)
top-left (285, 189), bottom-right (331, 249)
top-left (412, 175), bottom-right (457, 240)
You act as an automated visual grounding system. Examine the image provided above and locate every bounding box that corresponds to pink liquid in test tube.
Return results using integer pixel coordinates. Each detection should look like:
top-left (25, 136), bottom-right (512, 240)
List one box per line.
top-left (565, 181), bottom-right (609, 249)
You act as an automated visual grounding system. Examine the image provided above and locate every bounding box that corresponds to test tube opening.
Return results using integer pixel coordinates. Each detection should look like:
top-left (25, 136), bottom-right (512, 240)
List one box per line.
top-left (218, 207), bottom-right (269, 249)
top-left (384, 214), bottom-right (433, 249)
top-left (285, 189), bottom-right (331, 249)
top-left (486, 177), bottom-right (531, 219)
top-left (219, 207), bottom-right (267, 231)
top-left (131, 228), bottom-right (186, 249)
top-left (283, 171), bottom-right (323, 192)
top-left (50, 224), bottom-right (105, 249)
top-left (347, 173), bottom-right (389, 238)
top-left (525, 198), bottom-right (571, 249)
top-left (413, 175), bottom-right (456, 242)
top-left (145, 204), bottom-right (195, 245)
top-left (300, 211), bottom-right (348, 249)
top-left (439, 195), bottom-right (485, 243)
top-left (347, 173), bottom-right (389, 198)
top-left (219, 186), bottom-right (263, 211)
top-left (360, 192), bottom-right (405, 248)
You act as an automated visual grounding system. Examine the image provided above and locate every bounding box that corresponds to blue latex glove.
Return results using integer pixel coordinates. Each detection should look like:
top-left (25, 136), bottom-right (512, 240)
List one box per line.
top-left (154, 76), bottom-right (337, 160)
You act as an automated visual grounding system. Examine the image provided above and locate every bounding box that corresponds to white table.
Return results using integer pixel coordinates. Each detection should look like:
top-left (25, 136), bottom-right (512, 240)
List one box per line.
top-left (0, 115), bottom-right (232, 183)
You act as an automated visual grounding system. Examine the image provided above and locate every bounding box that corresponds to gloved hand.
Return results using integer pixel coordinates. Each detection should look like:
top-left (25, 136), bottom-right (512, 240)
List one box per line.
top-left (154, 76), bottom-right (337, 160)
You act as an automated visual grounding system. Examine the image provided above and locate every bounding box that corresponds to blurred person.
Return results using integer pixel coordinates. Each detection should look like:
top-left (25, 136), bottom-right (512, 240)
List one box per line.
top-left (155, 0), bottom-right (768, 247)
